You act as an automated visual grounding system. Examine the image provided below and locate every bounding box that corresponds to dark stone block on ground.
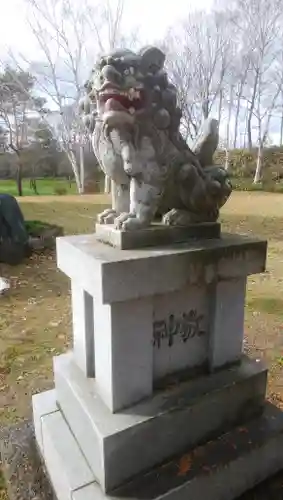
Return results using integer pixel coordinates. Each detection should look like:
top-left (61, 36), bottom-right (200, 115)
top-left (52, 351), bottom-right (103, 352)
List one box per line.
top-left (0, 193), bottom-right (30, 265)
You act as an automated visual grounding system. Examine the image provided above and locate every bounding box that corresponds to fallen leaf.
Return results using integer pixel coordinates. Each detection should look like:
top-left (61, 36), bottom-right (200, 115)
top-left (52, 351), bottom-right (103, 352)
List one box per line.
top-left (178, 454), bottom-right (192, 476)
top-left (49, 321), bottom-right (59, 327)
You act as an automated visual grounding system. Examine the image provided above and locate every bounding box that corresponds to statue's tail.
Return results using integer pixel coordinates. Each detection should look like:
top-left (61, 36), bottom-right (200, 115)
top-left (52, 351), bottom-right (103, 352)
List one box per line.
top-left (192, 118), bottom-right (219, 168)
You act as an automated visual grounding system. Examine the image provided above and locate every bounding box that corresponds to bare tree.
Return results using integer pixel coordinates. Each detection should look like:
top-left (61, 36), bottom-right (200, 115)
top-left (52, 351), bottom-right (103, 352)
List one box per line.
top-left (21, 0), bottom-right (138, 193)
top-left (253, 51), bottom-right (283, 182)
top-left (165, 8), bottom-right (233, 142)
top-left (272, 41), bottom-right (283, 146)
top-left (230, 0), bottom-right (282, 152)
top-left (0, 67), bottom-right (46, 195)
top-left (223, 83), bottom-right (234, 170)
top-left (228, 51), bottom-right (251, 148)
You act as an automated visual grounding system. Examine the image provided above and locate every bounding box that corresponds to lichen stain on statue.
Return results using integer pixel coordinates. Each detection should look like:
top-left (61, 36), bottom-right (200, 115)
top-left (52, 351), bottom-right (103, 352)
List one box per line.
top-left (79, 46), bottom-right (232, 231)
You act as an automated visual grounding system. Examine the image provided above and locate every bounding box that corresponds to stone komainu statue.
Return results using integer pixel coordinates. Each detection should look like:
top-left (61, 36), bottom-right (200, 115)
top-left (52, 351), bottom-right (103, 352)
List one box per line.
top-left (0, 194), bottom-right (30, 265)
top-left (79, 46), bottom-right (232, 231)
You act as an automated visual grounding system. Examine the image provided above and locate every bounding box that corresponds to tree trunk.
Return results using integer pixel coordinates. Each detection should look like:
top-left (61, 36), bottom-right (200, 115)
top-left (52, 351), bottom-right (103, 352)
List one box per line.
top-left (253, 142), bottom-right (263, 183)
top-left (66, 149), bottom-right (82, 194)
top-left (247, 72), bottom-right (259, 151)
top-left (217, 90), bottom-right (223, 125)
top-left (79, 143), bottom-right (85, 194)
top-left (233, 70), bottom-right (248, 149)
top-left (202, 98), bottom-right (209, 120)
top-left (247, 113), bottom-right (253, 151)
top-left (280, 111), bottom-right (283, 146)
top-left (15, 156), bottom-right (23, 197)
top-left (224, 149), bottom-right (230, 171)
top-left (30, 178), bottom-right (38, 195)
top-left (225, 120), bottom-right (230, 171)
top-left (225, 85), bottom-right (234, 171)
top-left (234, 95), bottom-right (241, 149)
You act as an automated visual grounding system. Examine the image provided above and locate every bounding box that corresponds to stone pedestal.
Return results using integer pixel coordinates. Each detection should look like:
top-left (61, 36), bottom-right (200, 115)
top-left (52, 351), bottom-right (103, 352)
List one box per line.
top-left (31, 229), bottom-right (283, 500)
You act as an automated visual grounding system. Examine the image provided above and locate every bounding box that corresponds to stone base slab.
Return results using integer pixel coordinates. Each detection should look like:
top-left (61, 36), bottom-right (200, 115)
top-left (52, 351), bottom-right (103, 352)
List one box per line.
top-left (112, 403), bottom-right (283, 500)
top-left (95, 222), bottom-right (221, 250)
top-left (52, 353), bottom-right (267, 492)
top-left (2, 406), bottom-right (283, 500)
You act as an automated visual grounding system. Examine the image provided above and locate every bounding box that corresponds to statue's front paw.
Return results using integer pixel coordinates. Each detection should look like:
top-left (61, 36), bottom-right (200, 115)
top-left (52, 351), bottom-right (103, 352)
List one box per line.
top-left (97, 209), bottom-right (118, 224)
top-left (114, 213), bottom-right (146, 231)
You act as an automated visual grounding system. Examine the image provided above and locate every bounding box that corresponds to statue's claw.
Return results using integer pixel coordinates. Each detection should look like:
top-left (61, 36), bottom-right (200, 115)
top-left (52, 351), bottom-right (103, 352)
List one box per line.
top-left (114, 213), bottom-right (147, 231)
top-left (114, 212), bottom-right (135, 230)
top-left (122, 218), bottom-right (147, 231)
top-left (163, 209), bottom-right (196, 226)
top-left (97, 209), bottom-right (118, 224)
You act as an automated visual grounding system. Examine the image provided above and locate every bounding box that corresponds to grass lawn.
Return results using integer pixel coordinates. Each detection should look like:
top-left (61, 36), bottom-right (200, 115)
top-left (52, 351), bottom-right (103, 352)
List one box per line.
top-left (0, 178), bottom-right (77, 197)
top-left (0, 191), bottom-right (283, 498)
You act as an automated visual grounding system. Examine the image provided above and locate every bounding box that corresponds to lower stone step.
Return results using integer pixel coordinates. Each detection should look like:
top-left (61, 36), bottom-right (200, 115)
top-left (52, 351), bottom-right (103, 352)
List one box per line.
top-left (113, 402), bottom-right (283, 500)
top-left (41, 411), bottom-right (95, 500)
top-left (53, 352), bottom-right (267, 492)
top-left (2, 403), bottom-right (283, 500)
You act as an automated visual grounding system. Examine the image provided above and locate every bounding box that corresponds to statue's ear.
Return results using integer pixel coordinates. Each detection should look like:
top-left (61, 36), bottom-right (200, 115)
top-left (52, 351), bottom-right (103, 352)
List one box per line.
top-left (139, 46), bottom-right (166, 73)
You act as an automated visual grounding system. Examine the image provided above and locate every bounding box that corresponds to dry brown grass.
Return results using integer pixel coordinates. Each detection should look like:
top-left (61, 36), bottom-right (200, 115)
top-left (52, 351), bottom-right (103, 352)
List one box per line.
top-left (0, 191), bottom-right (282, 498)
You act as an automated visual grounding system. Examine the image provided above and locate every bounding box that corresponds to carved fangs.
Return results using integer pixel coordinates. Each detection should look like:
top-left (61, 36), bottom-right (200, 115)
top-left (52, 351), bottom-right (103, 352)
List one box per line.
top-left (100, 89), bottom-right (141, 100)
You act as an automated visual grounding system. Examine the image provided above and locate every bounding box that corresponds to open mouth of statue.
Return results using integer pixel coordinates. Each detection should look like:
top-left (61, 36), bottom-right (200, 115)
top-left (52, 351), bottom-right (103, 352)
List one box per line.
top-left (99, 85), bottom-right (144, 115)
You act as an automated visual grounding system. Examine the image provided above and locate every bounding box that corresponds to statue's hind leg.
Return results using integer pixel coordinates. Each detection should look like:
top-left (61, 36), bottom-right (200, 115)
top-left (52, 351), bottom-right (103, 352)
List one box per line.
top-left (162, 162), bottom-right (220, 226)
top-left (163, 208), bottom-right (210, 226)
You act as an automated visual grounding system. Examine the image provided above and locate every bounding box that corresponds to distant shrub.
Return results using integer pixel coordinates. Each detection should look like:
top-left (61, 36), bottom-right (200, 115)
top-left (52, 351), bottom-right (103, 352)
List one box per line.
top-left (54, 185), bottom-right (67, 196)
top-left (214, 147), bottom-right (283, 181)
top-left (231, 176), bottom-right (283, 193)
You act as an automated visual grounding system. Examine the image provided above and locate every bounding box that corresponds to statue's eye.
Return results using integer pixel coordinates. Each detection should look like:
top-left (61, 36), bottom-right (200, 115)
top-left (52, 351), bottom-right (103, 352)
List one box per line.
top-left (124, 66), bottom-right (135, 76)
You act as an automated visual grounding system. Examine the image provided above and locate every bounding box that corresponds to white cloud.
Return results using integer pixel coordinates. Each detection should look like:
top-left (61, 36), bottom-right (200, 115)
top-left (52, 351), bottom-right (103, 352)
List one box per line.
top-left (122, 0), bottom-right (213, 41)
top-left (0, 0), bottom-right (37, 59)
top-left (0, 0), bottom-right (213, 59)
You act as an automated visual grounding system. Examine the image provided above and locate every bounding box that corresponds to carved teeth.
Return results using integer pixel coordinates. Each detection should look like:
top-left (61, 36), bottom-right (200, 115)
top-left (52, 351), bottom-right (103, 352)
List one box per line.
top-left (129, 107), bottom-right (135, 115)
top-left (100, 88), bottom-right (141, 100)
top-left (128, 88), bottom-right (135, 101)
top-left (128, 89), bottom-right (141, 100)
